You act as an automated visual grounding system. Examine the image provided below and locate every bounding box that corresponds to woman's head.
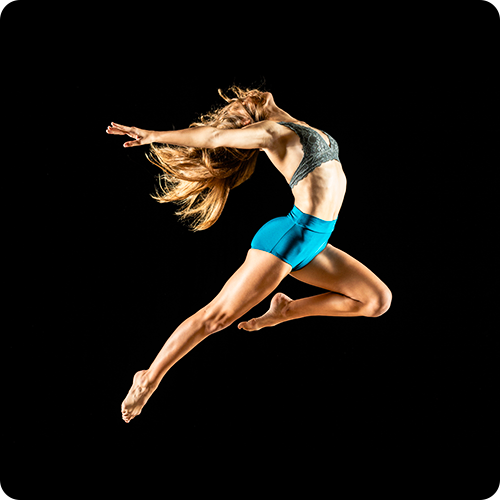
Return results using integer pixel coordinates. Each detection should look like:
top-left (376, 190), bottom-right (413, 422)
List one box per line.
top-left (148, 86), bottom-right (270, 231)
top-left (201, 86), bottom-right (271, 129)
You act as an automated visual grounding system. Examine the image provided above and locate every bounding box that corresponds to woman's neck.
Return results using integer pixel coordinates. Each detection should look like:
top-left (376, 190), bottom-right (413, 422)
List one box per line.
top-left (266, 107), bottom-right (296, 123)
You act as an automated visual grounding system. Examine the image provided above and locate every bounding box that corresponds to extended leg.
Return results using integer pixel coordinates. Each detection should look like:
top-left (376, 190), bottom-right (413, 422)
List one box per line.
top-left (238, 244), bottom-right (391, 331)
top-left (121, 250), bottom-right (291, 422)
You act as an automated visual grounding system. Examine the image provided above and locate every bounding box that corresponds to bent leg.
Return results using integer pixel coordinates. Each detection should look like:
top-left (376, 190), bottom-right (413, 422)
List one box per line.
top-left (291, 244), bottom-right (392, 317)
top-left (121, 249), bottom-right (291, 422)
top-left (238, 244), bottom-right (391, 331)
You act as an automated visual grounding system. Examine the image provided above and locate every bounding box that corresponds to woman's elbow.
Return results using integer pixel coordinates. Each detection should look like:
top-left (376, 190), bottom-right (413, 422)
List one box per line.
top-left (208, 128), bottom-right (223, 148)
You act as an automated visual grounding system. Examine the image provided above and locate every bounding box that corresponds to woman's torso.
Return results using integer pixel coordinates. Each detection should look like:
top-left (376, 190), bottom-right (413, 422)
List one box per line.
top-left (263, 121), bottom-right (347, 221)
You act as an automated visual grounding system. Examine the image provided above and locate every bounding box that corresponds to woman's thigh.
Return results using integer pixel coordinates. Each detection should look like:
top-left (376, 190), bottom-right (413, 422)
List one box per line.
top-left (205, 249), bottom-right (292, 326)
top-left (291, 244), bottom-right (390, 304)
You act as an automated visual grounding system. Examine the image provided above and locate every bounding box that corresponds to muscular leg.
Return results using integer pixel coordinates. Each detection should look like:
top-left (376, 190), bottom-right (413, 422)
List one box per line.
top-left (121, 249), bottom-right (291, 422)
top-left (238, 244), bottom-right (392, 331)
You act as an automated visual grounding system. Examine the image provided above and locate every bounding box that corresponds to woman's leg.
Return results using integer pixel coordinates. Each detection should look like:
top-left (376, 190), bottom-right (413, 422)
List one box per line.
top-left (121, 249), bottom-right (291, 422)
top-left (238, 244), bottom-right (392, 331)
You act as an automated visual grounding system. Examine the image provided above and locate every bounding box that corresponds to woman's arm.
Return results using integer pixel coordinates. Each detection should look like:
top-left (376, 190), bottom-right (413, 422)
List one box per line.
top-left (106, 122), bottom-right (215, 148)
top-left (106, 121), bottom-right (274, 149)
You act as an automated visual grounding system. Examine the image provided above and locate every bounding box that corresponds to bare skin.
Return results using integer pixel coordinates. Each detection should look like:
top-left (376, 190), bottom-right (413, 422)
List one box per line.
top-left (109, 92), bottom-right (392, 423)
top-left (237, 292), bottom-right (293, 331)
top-left (121, 371), bottom-right (157, 423)
top-left (121, 250), bottom-right (292, 422)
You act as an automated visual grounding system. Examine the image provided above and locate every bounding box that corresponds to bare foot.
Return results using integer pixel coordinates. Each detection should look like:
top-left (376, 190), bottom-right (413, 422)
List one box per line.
top-left (238, 292), bottom-right (293, 331)
top-left (121, 370), bottom-right (157, 423)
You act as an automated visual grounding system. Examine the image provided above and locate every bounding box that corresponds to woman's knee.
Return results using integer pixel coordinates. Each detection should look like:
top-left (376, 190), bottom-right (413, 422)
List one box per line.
top-left (200, 304), bottom-right (237, 336)
top-left (365, 286), bottom-right (392, 318)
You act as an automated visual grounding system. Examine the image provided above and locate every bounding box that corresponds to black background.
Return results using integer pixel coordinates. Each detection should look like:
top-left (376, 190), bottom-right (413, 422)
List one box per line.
top-left (2, 2), bottom-right (499, 499)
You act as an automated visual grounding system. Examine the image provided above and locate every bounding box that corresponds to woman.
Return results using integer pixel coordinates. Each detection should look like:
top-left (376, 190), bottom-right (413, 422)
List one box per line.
top-left (107, 87), bottom-right (392, 423)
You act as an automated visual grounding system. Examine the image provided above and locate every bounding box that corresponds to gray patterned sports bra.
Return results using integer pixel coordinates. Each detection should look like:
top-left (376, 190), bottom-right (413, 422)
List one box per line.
top-left (278, 121), bottom-right (340, 189)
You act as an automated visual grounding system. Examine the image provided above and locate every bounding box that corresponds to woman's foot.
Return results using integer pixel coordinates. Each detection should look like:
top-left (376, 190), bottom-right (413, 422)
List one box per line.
top-left (121, 370), bottom-right (157, 423)
top-left (238, 292), bottom-right (292, 331)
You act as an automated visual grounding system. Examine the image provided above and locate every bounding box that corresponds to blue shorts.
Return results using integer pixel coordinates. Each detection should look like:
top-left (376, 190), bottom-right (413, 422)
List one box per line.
top-left (250, 205), bottom-right (337, 271)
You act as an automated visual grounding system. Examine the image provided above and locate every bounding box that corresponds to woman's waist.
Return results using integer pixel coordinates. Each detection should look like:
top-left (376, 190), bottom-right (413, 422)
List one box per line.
top-left (291, 195), bottom-right (343, 222)
top-left (291, 175), bottom-right (346, 220)
top-left (287, 205), bottom-right (337, 233)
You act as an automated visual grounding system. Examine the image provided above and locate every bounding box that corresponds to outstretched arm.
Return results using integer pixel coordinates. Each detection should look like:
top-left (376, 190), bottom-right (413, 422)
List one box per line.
top-left (106, 122), bottom-right (215, 148)
top-left (106, 121), bottom-right (274, 149)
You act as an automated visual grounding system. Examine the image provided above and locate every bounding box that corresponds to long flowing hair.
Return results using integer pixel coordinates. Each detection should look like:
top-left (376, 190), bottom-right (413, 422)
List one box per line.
top-left (148, 86), bottom-right (269, 231)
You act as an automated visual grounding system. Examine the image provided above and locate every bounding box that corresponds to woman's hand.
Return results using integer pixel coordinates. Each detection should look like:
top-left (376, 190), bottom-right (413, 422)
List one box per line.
top-left (106, 122), bottom-right (155, 148)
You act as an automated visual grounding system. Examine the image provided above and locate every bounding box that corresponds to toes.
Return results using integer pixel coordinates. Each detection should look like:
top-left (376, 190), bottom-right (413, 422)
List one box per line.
top-left (238, 319), bottom-right (258, 332)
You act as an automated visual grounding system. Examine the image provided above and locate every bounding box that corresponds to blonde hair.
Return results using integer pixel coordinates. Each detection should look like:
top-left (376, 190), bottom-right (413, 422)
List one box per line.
top-left (148, 86), bottom-right (269, 231)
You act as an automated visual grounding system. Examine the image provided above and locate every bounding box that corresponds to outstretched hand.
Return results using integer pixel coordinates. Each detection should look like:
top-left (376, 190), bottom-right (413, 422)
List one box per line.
top-left (106, 122), bottom-right (155, 148)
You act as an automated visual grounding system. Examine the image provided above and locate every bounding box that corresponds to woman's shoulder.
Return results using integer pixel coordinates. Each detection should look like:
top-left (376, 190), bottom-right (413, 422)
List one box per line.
top-left (256, 121), bottom-right (302, 156)
top-left (252, 120), bottom-right (298, 138)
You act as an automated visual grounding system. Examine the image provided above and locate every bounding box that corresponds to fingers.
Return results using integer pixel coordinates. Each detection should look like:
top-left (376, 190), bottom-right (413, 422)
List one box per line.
top-left (107, 122), bottom-right (146, 147)
top-left (106, 126), bottom-right (126, 135)
top-left (123, 139), bottom-right (143, 148)
top-left (106, 122), bottom-right (134, 136)
top-left (111, 122), bottom-right (130, 132)
top-left (106, 123), bottom-right (128, 135)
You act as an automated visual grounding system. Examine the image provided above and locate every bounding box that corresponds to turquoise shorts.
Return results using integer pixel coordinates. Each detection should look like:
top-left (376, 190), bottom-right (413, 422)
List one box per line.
top-left (251, 205), bottom-right (337, 271)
